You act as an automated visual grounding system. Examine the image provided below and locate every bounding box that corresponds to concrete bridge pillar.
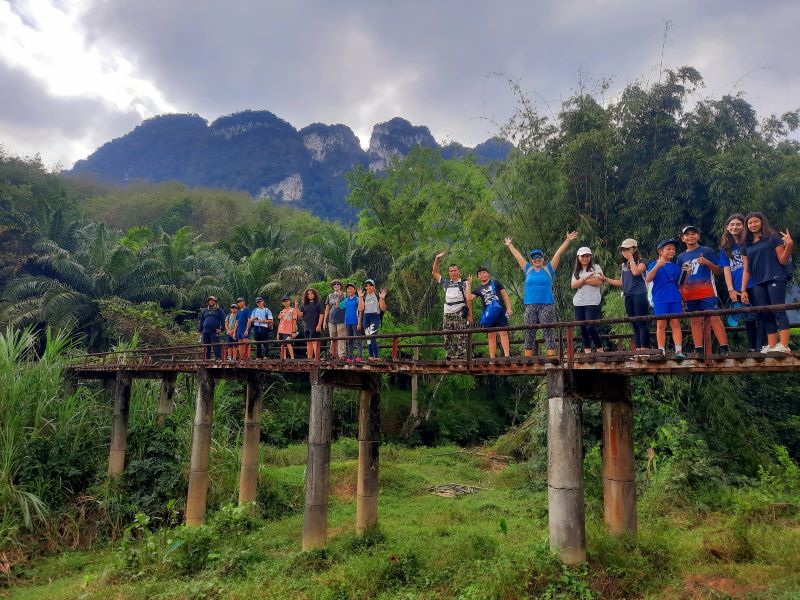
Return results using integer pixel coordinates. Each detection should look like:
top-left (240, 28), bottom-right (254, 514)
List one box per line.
top-left (186, 369), bottom-right (215, 526)
top-left (238, 375), bottom-right (263, 506)
top-left (356, 381), bottom-right (381, 534)
top-left (157, 375), bottom-right (177, 426)
top-left (108, 372), bottom-right (132, 479)
top-left (302, 376), bottom-right (333, 550)
top-left (546, 370), bottom-right (586, 565)
top-left (602, 379), bottom-right (636, 537)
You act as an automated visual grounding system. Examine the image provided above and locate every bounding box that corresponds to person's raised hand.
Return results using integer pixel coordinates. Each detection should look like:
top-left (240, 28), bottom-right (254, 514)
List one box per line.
top-left (379, 288), bottom-right (387, 299)
top-left (565, 231), bottom-right (579, 242)
top-left (621, 249), bottom-right (633, 261)
top-left (435, 250), bottom-right (446, 259)
top-left (357, 287), bottom-right (364, 297)
top-left (504, 236), bottom-right (513, 246)
top-left (781, 229), bottom-right (793, 245)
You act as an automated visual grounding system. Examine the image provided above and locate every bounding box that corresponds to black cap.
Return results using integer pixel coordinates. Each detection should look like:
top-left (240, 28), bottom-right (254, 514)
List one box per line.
top-left (345, 282), bottom-right (356, 290)
top-left (681, 225), bottom-right (699, 235)
top-left (476, 266), bottom-right (489, 274)
top-left (255, 296), bottom-right (264, 302)
top-left (281, 295), bottom-right (290, 301)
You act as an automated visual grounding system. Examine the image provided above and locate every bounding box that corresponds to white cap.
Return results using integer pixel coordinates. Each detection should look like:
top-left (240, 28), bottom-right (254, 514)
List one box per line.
top-left (576, 246), bottom-right (592, 256)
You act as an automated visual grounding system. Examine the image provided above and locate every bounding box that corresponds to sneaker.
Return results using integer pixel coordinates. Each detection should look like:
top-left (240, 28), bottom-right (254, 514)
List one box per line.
top-left (673, 352), bottom-right (686, 359)
top-left (771, 343), bottom-right (792, 353)
top-left (718, 345), bottom-right (730, 356)
top-left (760, 345), bottom-right (774, 354)
top-left (355, 357), bottom-right (362, 363)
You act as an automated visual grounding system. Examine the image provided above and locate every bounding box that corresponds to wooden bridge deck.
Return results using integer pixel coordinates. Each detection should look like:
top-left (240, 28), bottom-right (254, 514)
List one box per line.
top-left (68, 351), bottom-right (800, 379)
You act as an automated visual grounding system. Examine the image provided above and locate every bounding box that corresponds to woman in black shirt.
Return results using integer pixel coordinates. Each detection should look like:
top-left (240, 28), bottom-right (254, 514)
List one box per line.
top-left (297, 288), bottom-right (324, 360)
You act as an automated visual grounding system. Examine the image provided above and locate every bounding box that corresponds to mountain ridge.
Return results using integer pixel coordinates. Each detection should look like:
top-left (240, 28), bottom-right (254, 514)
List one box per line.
top-left (69, 111), bottom-right (513, 221)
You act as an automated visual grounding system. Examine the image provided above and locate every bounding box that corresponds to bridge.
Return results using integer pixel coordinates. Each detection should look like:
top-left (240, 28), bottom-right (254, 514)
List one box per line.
top-left (66, 303), bottom-right (800, 564)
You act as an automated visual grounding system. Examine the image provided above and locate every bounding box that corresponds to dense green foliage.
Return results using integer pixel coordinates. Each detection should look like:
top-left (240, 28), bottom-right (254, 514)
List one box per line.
top-left (1, 65), bottom-right (799, 595)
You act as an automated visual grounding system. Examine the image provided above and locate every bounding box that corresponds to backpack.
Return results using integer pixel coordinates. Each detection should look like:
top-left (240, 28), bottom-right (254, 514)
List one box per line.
top-left (480, 280), bottom-right (505, 327)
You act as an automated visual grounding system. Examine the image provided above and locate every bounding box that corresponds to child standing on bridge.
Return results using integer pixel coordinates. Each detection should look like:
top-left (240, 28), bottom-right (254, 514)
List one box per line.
top-left (719, 214), bottom-right (760, 352)
top-left (606, 239), bottom-right (651, 352)
top-left (646, 239), bottom-right (685, 359)
top-left (225, 304), bottom-right (238, 361)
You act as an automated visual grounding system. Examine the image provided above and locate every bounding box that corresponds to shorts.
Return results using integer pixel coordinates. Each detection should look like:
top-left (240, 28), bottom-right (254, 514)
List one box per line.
top-left (487, 313), bottom-right (509, 328)
top-left (226, 335), bottom-right (236, 344)
top-left (235, 331), bottom-right (250, 340)
top-left (653, 301), bottom-right (683, 316)
top-left (278, 333), bottom-right (293, 341)
top-left (685, 297), bottom-right (718, 312)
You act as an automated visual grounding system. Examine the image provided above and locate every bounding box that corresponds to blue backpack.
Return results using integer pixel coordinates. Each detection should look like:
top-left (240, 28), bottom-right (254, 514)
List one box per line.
top-left (480, 280), bottom-right (505, 327)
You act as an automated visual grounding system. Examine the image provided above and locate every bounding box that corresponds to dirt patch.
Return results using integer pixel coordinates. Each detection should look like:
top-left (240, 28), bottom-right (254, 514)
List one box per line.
top-left (330, 472), bottom-right (356, 501)
top-left (682, 574), bottom-right (762, 599)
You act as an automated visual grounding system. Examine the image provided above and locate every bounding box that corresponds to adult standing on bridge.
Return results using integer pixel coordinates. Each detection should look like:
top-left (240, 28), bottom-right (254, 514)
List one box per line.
top-left (606, 239), bottom-right (651, 352)
top-left (298, 288), bottom-right (324, 361)
top-left (504, 232), bottom-right (578, 357)
top-left (246, 296), bottom-right (273, 359)
top-left (432, 251), bottom-right (472, 359)
top-left (741, 212), bottom-right (794, 353)
top-left (198, 295), bottom-right (225, 361)
top-left (570, 247), bottom-right (605, 354)
top-left (469, 266), bottom-right (512, 358)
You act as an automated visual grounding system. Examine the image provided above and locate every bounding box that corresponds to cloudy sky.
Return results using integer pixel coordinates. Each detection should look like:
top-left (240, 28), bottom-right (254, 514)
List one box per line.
top-left (1, 0), bottom-right (798, 168)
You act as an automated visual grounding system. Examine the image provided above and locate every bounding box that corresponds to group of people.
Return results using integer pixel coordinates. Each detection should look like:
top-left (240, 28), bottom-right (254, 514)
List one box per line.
top-left (198, 280), bottom-right (388, 362)
top-left (433, 211), bottom-right (794, 359)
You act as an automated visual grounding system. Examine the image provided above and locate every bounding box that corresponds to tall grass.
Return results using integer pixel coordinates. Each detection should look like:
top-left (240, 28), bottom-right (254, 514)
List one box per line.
top-left (0, 327), bottom-right (107, 547)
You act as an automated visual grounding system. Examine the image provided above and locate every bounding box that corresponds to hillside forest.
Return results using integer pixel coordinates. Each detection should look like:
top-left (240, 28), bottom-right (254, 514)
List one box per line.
top-left (1, 66), bottom-right (800, 598)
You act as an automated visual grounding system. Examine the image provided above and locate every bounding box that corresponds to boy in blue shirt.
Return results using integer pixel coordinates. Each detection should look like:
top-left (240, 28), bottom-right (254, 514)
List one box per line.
top-left (646, 239), bottom-right (685, 358)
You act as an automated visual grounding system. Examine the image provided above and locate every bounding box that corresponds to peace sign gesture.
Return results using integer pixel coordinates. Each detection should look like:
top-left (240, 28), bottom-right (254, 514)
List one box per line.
top-left (781, 229), bottom-right (793, 246)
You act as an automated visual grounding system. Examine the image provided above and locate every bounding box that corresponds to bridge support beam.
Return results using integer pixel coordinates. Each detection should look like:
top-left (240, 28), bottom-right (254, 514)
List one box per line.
top-left (157, 375), bottom-right (177, 426)
top-left (356, 382), bottom-right (381, 534)
top-left (546, 370), bottom-right (586, 565)
top-left (302, 377), bottom-right (333, 551)
top-left (238, 375), bottom-right (263, 506)
top-left (108, 372), bottom-right (132, 479)
top-left (602, 378), bottom-right (636, 537)
top-left (186, 369), bottom-right (215, 526)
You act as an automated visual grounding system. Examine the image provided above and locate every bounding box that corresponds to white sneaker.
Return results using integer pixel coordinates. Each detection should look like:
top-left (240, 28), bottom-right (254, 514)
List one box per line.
top-left (772, 343), bottom-right (792, 353)
top-left (760, 345), bottom-right (774, 354)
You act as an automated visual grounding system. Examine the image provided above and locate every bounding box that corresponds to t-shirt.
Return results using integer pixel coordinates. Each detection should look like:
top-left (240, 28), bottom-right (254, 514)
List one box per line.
top-left (363, 292), bottom-right (380, 314)
top-left (571, 265), bottom-right (604, 307)
top-left (437, 275), bottom-right (468, 315)
top-left (471, 280), bottom-right (507, 310)
top-left (199, 306), bottom-right (225, 333)
top-left (719, 244), bottom-right (752, 292)
top-left (236, 306), bottom-right (252, 336)
top-left (251, 307), bottom-right (273, 328)
top-left (621, 261), bottom-right (647, 296)
top-left (523, 263), bottom-right (555, 305)
top-left (676, 246), bottom-right (718, 301)
top-left (277, 307), bottom-right (296, 335)
top-left (225, 314), bottom-right (237, 333)
top-left (745, 234), bottom-right (788, 286)
top-left (646, 260), bottom-right (683, 305)
top-left (301, 301), bottom-right (323, 333)
top-left (344, 295), bottom-right (359, 325)
top-left (325, 292), bottom-right (345, 324)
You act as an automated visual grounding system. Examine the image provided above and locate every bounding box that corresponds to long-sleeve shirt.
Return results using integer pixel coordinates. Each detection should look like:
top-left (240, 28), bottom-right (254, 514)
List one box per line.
top-left (198, 306), bottom-right (225, 333)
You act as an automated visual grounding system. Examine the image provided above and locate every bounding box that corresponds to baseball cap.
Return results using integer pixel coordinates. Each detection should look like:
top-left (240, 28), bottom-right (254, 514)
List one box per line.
top-left (618, 238), bottom-right (638, 249)
top-left (364, 278), bottom-right (376, 286)
top-left (230, 303), bottom-right (237, 308)
top-left (576, 246), bottom-right (592, 256)
top-left (345, 282), bottom-right (356, 290)
top-left (657, 238), bottom-right (678, 250)
top-left (207, 295), bottom-right (217, 301)
top-left (236, 297), bottom-right (245, 302)
top-left (281, 295), bottom-right (290, 301)
top-left (529, 248), bottom-right (544, 258)
top-left (476, 266), bottom-right (489, 274)
top-left (255, 296), bottom-right (264, 302)
top-left (681, 225), bottom-right (699, 235)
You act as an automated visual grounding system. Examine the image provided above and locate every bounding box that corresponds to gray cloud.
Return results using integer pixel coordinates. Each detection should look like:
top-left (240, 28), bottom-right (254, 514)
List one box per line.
top-left (0, 60), bottom-right (140, 166)
top-left (3, 0), bottom-right (799, 166)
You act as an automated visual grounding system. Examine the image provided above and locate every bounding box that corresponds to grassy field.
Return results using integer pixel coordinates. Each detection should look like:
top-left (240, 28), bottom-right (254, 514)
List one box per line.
top-left (5, 441), bottom-right (800, 599)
